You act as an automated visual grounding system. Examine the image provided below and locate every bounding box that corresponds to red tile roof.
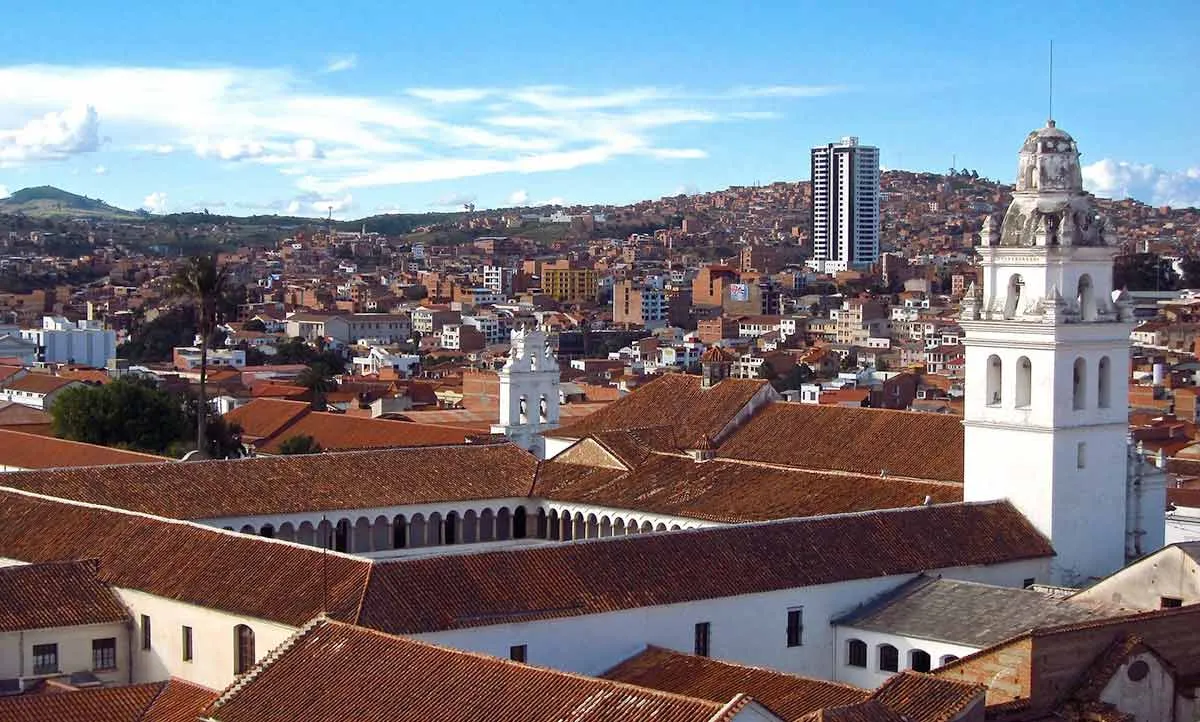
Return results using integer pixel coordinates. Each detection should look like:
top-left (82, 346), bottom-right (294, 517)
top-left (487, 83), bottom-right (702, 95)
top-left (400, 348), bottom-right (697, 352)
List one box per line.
top-left (205, 620), bottom-right (732, 722)
top-left (255, 411), bottom-right (474, 454)
top-left (0, 444), bottom-right (536, 520)
top-left (535, 451), bottom-right (961, 523)
top-left (3, 373), bottom-right (80, 395)
top-left (222, 398), bottom-right (308, 441)
top-left (868, 672), bottom-right (983, 722)
top-left (0, 559), bottom-right (128, 632)
top-left (717, 403), bottom-right (964, 483)
top-left (551, 374), bottom-right (773, 446)
top-left (355, 502), bottom-right (1052, 635)
top-left (602, 646), bottom-right (868, 719)
top-left (0, 679), bottom-right (213, 722)
top-left (0, 401), bottom-right (51, 426)
top-left (0, 429), bottom-right (168, 470)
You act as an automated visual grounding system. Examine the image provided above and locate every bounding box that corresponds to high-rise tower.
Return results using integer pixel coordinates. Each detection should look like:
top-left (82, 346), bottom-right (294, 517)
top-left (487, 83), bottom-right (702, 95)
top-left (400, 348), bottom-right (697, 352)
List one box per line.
top-left (808, 136), bottom-right (880, 274)
top-left (960, 120), bottom-right (1162, 585)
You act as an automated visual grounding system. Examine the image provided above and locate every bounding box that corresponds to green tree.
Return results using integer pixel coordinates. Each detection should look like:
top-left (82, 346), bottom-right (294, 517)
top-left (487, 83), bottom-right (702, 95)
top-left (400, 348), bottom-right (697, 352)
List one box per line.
top-left (170, 255), bottom-right (230, 457)
top-left (278, 434), bottom-right (323, 455)
top-left (242, 318), bottom-right (268, 332)
top-left (296, 363), bottom-right (338, 411)
top-left (51, 377), bottom-right (187, 453)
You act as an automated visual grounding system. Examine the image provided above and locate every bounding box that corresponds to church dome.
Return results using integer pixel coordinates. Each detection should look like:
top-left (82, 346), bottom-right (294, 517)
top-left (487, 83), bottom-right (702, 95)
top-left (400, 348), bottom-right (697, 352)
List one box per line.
top-left (1015, 120), bottom-right (1084, 194)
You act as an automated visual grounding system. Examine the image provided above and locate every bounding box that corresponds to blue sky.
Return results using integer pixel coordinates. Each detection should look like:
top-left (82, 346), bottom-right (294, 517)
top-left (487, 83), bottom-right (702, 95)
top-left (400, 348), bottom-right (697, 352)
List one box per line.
top-left (0, 0), bottom-right (1197, 218)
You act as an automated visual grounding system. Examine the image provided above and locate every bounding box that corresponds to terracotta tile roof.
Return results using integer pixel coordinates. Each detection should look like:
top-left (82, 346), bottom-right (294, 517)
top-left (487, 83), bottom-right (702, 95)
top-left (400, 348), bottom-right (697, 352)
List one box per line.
top-left (717, 403), bottom-right (964, 483)
top-left (0, 682), bottom-right (162, 722)
top-left (551, 375), bottom-right (774, 446)
top-left (205, 620), bottom-right (731, 722)
top-left (0, 400), bottom-right (51, 426)
top-left (869, 671), bottom-right (983, 722)
top-left (0, 559), bottom-right (128, 632)
top-left (0, 429), bottom-right (169, 469)
top-left (142, 679), bottom-right (220, 722)
top-left (0, 366), bottom-right (25, 384)
top-left (3, 373), bottom-right (80, 394)
top-left (355, 501), bottom-right (1052, 635)
top-left (399, 402), bottom-right (608, 431)
top-left (222, 398), bottom-right (309, 441)
top-left (255, 412), bottom-right (474, 454)
top-left (0, 489), bottom-right (371, 627)
top-left (535, 452), bottom-right (961, 523)
top-left (795, 700), bottom-right (907, 722)
top-left (601, 646), bottom-right (868, 719)
top-left (0, 444), bottom-right (536, 520)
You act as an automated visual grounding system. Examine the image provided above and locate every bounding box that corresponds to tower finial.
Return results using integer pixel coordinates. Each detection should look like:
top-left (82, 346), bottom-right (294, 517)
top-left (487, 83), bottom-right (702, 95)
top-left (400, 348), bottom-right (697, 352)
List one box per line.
top-left (1048, 39), bottom-right (1054, 124)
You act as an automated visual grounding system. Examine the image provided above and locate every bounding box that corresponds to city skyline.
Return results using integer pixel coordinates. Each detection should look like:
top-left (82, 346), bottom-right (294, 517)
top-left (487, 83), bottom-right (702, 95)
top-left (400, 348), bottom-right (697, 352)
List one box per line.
top-left (1, 0), bottom-right (1197, 217)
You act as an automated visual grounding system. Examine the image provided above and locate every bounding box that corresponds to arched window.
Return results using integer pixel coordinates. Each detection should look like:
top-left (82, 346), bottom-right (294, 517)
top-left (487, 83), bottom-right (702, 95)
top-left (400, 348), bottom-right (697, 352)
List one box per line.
top-left (910, 649), bottom-right (931, 673)
top-left (1098, 356), bottom-right (1111, 408)
top-left (846, 639), bottom-right (867, 668)
top-left (234, 625), bottom-right (255, 676)
top-left (259, 524), bottom-right (274, 539)
top-left (1016, 357), bottom-right (1032, 408)
top-left (1077, 274), bottom-right (1096, 321)
top-left (513, 507), bottom-right (527, 539)
top-left (536, 508), bottom-right (548, 539)
top-left (1073, 358), bottom-right (1087, 410)
top-left (444, 512), bottom-right (458, 545)
top-left (986, 355), bottom-right (1002, 406)
top-left (1004, 274), bottom-right (1024, 319)
top-left (940, 654), bottom-right (959, 666)
top-left (878, 644), bottom-right (899, 672)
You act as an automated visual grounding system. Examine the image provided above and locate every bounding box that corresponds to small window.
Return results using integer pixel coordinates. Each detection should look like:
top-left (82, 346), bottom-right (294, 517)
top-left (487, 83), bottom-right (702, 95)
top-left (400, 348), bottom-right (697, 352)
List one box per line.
top-left (234, 624), bottom-right (255, 676)
top-left (32, 643), bottom-right (58, 675)
top-left (786, 608), bottom-right (804, 648)
top-left (1077, 442), bottom-right (1087, 469)
top-left (182, 626), bottom-right (194, 662)
top-left (1161, 596), bottom-right (1183, 609)
top-left (141, 615), bottom-right (152, 650)
top-left (694, 622), bottom-right (711, 657)
top-left (509, 644), bottom-right (527, 663)
top-left (940, 654), bottom-right (959, 666)
top-left (847, 639), bottom-right (868, 668)
top-left (1023, 577), bottom-right (1036, 589)
top-left (92, 637), bottom-right (117, 670)
top-left (878, 644), bottom-right (899, 673)
top-left (910, 649), bottom-right (931, 673)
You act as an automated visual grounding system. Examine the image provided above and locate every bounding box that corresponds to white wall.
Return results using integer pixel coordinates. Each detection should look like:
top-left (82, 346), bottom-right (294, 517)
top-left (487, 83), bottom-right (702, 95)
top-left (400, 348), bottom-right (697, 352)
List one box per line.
top-left (415, 559), bottom-right (1047, 680)
top-left (831, 626), bottom-right (976, 689)
top-left (0, 622), bottom-right (128, 682)
top-left (116, 588), bottom-right (297, 690)
top-left (1099, 650), bottom-right (1175, 722)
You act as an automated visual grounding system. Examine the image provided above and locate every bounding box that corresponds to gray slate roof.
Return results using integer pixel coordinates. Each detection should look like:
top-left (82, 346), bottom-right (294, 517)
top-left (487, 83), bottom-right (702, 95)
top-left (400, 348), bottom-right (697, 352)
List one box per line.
top-left (833, 575), bottom-right (1105, 647)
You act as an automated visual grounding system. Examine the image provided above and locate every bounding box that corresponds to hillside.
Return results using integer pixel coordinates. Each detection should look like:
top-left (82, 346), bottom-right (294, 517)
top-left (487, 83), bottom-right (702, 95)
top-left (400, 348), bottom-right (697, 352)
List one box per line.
top-left (0, 186), bottom-right (140, 219)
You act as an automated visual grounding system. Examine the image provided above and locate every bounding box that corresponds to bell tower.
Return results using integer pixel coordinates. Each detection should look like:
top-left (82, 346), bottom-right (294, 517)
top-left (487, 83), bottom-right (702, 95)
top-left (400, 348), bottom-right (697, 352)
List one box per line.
top-left (492, 325), bottom-right (560, 458)
top-left (960, 120), bottom-right (1137, 585)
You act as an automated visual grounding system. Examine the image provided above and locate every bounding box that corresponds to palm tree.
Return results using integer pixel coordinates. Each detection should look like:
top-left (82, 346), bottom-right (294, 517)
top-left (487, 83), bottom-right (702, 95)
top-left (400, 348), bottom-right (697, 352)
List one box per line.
top-left (296, 362), bottom-right (338, 411)
top-left (170, 255), bottom-right (230, 457)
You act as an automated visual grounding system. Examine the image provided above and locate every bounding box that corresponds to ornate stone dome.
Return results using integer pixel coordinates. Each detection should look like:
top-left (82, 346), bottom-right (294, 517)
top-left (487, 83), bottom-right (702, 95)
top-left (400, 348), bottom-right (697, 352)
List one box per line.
top-left (1015, 119), bottom-right (1083, 194)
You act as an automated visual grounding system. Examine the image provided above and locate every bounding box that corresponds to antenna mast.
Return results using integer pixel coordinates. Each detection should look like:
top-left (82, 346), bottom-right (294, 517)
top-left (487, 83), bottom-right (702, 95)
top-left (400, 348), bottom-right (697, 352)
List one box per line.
top-left (1048, 40), bottom-right (1054, 122)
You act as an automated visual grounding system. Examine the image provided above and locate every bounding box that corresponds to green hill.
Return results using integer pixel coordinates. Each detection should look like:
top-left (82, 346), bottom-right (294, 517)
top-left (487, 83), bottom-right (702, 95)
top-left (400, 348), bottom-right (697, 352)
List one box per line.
top-left (0, 186), bottom-right (139, 219)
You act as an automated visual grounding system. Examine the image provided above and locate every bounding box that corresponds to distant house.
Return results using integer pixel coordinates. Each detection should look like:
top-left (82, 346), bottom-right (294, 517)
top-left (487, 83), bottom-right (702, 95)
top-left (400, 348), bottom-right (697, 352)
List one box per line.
top-left (0, 374), bottom-right (84, 410)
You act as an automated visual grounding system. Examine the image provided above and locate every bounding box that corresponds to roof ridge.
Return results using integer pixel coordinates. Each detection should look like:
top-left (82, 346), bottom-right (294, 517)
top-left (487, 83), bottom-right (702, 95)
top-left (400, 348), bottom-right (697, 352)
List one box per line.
top-left (209, 616), bottom-right (330, 711)
top-left (134, 680), bottom-right (173, 721)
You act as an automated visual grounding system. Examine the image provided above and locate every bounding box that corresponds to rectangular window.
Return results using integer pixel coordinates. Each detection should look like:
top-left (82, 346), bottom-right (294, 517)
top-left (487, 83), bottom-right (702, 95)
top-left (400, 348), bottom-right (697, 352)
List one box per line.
top-left (92, 637), bottom-right (117, 670)
top-left (182, 626), bottom-right (194, 662)
top-left (141, 615), bottom-right (152, 650)
top-left (1023, 578), bottom-right (1036, 589)
top-left (1076, 442), bottom-right (1086, 469)
top-left (694, 622), bottom-right (711, 657)
top-left (32, 643), bottom-right (58, 675)
top-left (786, 608), bottom-right (804, 647)
top-left (509, 644), bottom-right (527, 663)
top-left (1161, 596), bottom-right (1183, 609)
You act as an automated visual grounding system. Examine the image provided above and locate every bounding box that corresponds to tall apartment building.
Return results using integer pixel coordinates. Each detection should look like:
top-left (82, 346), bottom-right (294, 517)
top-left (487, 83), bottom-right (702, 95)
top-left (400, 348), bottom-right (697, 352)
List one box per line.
top-left (613, 278), bottom-right (668, 329)
top-left (540, 260), bottom-right (597, 304)
top-left (808, 136), bottom-right (880, 273)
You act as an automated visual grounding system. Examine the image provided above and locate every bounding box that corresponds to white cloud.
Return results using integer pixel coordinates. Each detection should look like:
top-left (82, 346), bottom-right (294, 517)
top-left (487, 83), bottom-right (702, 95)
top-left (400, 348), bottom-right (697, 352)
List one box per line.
top-left (0, 64), bottom-right (845, 191)
top-left (93, 165), bottom-right (107, 175)
top-left (0, 185), bottom-right (9, 199)
top-left (507, 189), bottom-right (528, 205)
top-left (1083, 159), bottom-right (1200, 209)
top-left (142, 191), bottom-right (168, 214)
top-left (431, 192), bottom-right (477, 209)
top-left (0, 104), bottom-right (99, 165)
top-left (323, 54), bottom-right (358, 73)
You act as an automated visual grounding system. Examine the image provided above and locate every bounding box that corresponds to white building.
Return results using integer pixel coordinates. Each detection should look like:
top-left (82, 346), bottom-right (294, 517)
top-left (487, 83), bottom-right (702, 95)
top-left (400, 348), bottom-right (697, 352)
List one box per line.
top-left (491, 327), bottom-right (560, 457)
top-left (19, 316), bottom-right (116, 368)
top-left (808, 136), bottom-right (880, 273)
top-left (958, 119), bottom-right (1166, 586)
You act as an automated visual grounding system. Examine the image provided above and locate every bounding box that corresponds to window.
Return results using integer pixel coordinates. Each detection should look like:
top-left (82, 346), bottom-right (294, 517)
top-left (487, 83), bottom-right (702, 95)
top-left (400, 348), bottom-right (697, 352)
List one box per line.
top-left (694, 622), bottom-right (711, 657)
top-left (509, 644), bottom-right (527, 663)
top-left (1073, 358), bottom-right (1087, 410)
top-left (1023, 577), bottom-right (1036, 589)
top-left (1077, 274), bottom-right (1096, 321)
top-left (141, 615), bottom-right (152, 650)
top-left (182, 626), bottom-right (194, 662)
top-left (940, 654), bottom-right (959, 666)
top-left (1004, 274), bottom-right (1023, 319)
top-left (786, 608), bottom-right (804, 647)
top-left (986, 355), bottom-right (1002, 406)
top-left (1077, 442), bottom-right (1087, 469)
top-left (1016, 357), bottom-right (1032, 408)
top-left (234, 624), bottom-right (255, 676)
top-left (910, 649), bottom-right (931, 673)
top-left (1098, 356), bottom-right (1112, 409)
top-left (1161, 596), bottom-right (1183, 609)
top-left (32, 643), bottom-right (58, 675)
top-left (92, 637), bottom-right (117, 670)
top-left (846, 639), bottom-right (867, 668)
top-left (878, 644), bottom-right (899, 672)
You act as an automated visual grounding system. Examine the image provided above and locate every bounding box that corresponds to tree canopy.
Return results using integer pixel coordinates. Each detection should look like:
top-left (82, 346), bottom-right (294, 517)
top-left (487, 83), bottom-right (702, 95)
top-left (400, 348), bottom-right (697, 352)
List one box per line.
top-left (278, 434), bottom-right (322, 455)
top-left (51, 377), bottom-right (186, 453)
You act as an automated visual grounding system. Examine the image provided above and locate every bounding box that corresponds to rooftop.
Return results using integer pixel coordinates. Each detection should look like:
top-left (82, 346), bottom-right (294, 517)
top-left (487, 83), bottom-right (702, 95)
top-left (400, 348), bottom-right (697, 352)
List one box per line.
top-left (0, 559), bottom-right (128, 632)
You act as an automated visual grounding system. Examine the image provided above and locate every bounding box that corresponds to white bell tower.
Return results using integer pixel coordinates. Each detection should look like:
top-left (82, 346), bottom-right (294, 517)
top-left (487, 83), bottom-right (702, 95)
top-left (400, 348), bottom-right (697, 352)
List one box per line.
top-left (491, 325), bottom-right (560, 458)
top-left (960, 120), bottom-right (1140, 586)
